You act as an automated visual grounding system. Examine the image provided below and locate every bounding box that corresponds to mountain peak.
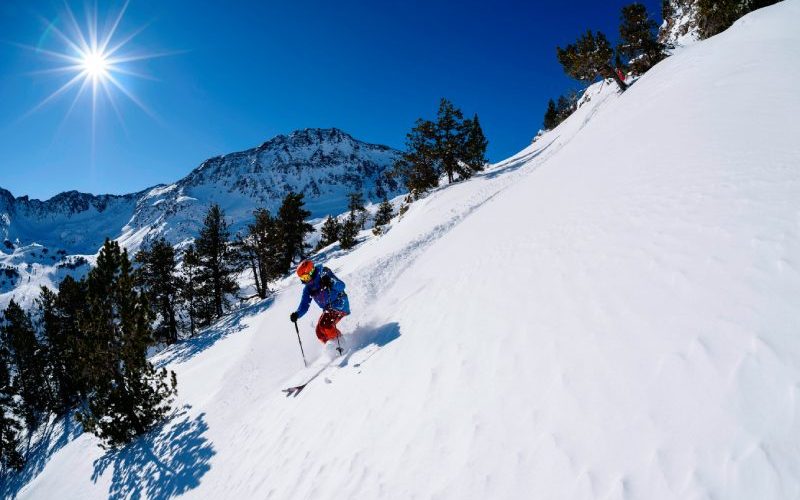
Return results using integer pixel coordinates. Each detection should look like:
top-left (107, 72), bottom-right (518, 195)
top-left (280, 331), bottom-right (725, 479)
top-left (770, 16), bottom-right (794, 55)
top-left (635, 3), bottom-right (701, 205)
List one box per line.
top-left (288, 127), bottom-right (352, 141)
top-left (180, 128), bottom-right (400, 212)
top-left (255, 128), bottom-right (362, 152)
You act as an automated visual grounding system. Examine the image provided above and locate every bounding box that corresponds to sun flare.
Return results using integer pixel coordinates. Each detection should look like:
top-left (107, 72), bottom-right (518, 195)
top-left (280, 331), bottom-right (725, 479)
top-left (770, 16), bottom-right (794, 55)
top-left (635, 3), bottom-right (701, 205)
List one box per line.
top-left (18, 0), bottom-right (175, 135)
top-left (81, 51), bottom-right (110, 79)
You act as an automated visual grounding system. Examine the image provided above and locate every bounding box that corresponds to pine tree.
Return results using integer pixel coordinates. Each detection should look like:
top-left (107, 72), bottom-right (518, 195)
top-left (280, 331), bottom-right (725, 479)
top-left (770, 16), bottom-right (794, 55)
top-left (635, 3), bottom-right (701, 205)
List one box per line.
top-left (339, 191), bottom-right (368, 249)
top-left (697, 0), bottom-right (741, 38)
top-left (696, 0), bottom-right (779, 39)
top-left (316, 215), bottom-right (342, 250)
top-left (347, 192), bottom-right (365, 214)
top-left (36, 287), bottom-right (62, 409)
top-left (37, 286), bottom-right (80, 414)
top-left (1, 300), bottom-right (51, 428)
top-left (461, 114), bottom-right (488, 175)
top-left (618, 3), bottom-right (666, 75)
top-left (374, 197), bottom-right (394, 227)
top-left (435, 98), bottom-right (466, 184)
top-left (561, 91), bottom-right (582, 121)
top-left (76, 239), bottom-right (177, 448)
top-left (239, 208), bottom-right (283, 299)
top-left (339, 214), bottom-right (359, 250)
top-left (236, 223), bottom-right (261, 301)
top-left (135, 238), bottom-right (181, 344)
top-left (372, 197), bottom-right (394, 235)
top-left (20, 276), bottom-right (87, 423)
top-left (557, 30), bottom-right (628, 91)
top-left (543, 99), bottom-right (559, 130)
top-left (53, 276), bottom-right (90, 400)
top-left (392, 118), bottom-right (440, 198)
top-left (0, 350), bottom-right (24, 471)
top-left (395, 100), bottom-right (489, 196)
top-left (347, 192), bottom-right (368, 229)
top-left (747, 0), bottom-right (780, 8)
top-left (276, 192), bottom-right (314, 273)
top-left (545, 93), bottom-right (580, 131)
top-left (180, 245), bottom-right (202, 337)
top-left (556, 95), bottom-right (572, 121)
top-left (195, 204), bottom-right (240, 322)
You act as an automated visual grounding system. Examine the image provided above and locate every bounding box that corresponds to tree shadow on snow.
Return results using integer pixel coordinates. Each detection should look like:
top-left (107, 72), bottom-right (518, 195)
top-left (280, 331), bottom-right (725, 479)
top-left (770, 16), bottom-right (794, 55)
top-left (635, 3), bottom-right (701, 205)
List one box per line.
top-left (338, 322), bottom-right (401, 368)
top-left (155, 296), bottom-right (275, 368)
top-left (2, 295), bottom-right (254, 496)
top-left (91, 407), bottom-right (215, 500)
top-left (0, 414), bottom-right (83, 499)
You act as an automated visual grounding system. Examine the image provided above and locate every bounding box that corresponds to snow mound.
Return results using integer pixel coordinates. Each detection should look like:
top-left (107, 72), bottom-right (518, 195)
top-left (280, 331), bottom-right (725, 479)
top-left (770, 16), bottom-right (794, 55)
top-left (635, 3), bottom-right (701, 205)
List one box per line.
top-left (10, 1), bottom-right (800, 498)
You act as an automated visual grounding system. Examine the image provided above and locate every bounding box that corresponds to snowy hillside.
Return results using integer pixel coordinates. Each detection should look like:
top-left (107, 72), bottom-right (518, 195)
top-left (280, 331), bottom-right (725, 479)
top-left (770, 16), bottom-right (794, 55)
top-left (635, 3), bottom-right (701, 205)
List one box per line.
top-left (8, 1), bottom-right (800, 498)
top-left (0, 128), bottom-right (400, 308)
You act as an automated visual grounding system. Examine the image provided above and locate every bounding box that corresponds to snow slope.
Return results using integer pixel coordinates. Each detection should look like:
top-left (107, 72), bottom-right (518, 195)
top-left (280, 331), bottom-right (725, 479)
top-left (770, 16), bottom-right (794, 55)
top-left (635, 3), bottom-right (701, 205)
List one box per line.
top-left (8, 1), bottom-right (800, 498)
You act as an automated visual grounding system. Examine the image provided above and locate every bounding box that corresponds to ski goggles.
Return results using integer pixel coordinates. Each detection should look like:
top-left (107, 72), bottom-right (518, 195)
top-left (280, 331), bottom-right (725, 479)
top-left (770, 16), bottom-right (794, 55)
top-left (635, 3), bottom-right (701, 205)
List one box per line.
top-left (299, 271), bottom-right (313, 283)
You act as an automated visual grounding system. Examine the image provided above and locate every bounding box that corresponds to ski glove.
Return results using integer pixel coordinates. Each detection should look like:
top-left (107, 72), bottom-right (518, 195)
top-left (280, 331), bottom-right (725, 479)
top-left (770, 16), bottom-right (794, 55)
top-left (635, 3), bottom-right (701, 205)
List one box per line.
top-left (320, 275), bottom-right (333, 289)
top-left (290, 312), bottom-right (298, 323)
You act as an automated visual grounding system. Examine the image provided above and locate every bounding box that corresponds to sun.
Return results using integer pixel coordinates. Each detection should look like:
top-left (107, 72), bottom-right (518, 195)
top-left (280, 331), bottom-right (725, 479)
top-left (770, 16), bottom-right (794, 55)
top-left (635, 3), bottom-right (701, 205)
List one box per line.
top-left (81, 50), bottom-right (110, 80)
top-left (17, 1), bottom-right (176, 134)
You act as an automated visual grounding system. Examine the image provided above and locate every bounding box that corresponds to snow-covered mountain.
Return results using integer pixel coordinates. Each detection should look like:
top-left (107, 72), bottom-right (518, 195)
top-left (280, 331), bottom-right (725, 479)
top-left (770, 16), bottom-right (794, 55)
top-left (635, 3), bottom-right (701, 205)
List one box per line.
top-left (117, 128), bottom-right (400, 251)
top-left (0, 188), bottom-right (140, 256)
top-left (6, 1), bottom-right (800, 498)
top-left (0, 128), bottom-right (401, 307)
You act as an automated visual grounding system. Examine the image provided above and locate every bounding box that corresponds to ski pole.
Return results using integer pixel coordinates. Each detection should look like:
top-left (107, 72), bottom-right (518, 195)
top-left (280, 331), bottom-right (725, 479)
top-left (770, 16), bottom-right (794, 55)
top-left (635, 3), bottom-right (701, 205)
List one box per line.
top-left (335, 332), bottom-right (344, 355)
top-left (293, 320), bottom-right (308, 367)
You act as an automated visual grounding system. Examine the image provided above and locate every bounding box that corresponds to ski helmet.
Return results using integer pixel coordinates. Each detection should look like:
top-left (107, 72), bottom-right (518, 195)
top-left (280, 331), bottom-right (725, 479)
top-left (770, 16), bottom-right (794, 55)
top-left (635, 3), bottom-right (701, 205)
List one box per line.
top-left (297, 260), bottom-right (314, 282)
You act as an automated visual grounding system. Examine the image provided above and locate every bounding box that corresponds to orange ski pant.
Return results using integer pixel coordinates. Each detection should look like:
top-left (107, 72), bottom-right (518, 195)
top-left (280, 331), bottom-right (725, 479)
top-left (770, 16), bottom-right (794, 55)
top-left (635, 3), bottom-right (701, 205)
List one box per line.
top-left (316, 310), bottom-right (347, 343)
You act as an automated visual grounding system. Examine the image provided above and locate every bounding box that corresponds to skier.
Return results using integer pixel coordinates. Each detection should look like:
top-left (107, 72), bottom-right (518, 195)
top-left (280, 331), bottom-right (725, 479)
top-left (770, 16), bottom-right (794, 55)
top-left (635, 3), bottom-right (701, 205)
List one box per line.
top-left (290, 259), bottom-right (350, 354)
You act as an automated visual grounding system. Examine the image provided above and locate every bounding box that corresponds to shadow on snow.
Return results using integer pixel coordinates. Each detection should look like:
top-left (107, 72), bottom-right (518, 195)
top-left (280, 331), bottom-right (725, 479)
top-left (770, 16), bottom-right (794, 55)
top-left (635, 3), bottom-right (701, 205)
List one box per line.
top-left (0, 407), bottom-right (214, 500)
top-left (0, 414), bottom-right (83, 499)
top-left (1, 288), bottom-right (261, 496)
top-left (338, 321), bottom-right (401, 368)
top-left (91, 407), bottom-right (215, 500)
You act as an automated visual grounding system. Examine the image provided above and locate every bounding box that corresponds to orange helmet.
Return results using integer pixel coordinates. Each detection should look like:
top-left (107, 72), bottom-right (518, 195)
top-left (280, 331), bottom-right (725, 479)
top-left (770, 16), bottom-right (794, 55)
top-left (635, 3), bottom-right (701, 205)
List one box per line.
top-left (296, 260), bottom-right (314, 282)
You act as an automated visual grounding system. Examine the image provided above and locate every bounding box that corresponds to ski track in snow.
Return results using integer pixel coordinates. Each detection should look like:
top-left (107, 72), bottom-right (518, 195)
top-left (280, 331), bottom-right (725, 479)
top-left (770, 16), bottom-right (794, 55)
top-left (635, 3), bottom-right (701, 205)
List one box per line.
top-left (353, 141), bottom-right (558, 309)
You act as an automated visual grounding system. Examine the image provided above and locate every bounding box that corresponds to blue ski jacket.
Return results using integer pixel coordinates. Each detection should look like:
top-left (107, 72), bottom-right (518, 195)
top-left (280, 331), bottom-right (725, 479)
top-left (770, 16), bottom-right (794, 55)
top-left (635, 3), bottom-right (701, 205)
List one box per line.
top-left (295, 265), bottom-right (350, 318)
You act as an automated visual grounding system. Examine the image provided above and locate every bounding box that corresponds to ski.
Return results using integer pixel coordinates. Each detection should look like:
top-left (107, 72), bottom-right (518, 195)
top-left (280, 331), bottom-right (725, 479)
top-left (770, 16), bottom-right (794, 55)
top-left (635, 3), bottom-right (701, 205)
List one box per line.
top-left (282, 353), bottom-right (343, 397)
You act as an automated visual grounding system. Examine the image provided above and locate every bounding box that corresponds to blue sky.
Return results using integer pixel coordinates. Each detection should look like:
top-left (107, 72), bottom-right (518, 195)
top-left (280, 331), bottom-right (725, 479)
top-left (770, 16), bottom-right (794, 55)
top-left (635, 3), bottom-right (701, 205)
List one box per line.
top-left (0, 0), bottom-right (662, 200)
